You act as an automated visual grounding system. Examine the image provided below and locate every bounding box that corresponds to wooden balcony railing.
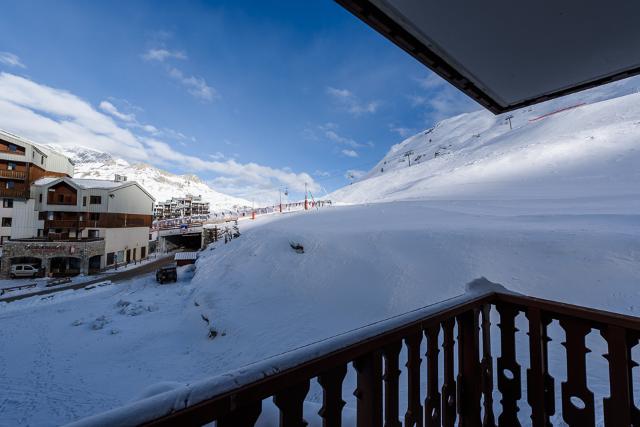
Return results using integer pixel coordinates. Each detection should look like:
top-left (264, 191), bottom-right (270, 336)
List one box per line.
top-left (44, 220), bottom-right (96, 229)
top-left (68, 280), bottom-right (640, 427)
top-left (0, 169), bottom-right (26, 180)
top-left (0, 187), bottom-right (29, 199)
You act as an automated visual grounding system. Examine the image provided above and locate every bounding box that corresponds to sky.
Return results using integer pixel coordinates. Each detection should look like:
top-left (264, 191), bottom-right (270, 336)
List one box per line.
top-left (0, 0), bottom-right (478, 202)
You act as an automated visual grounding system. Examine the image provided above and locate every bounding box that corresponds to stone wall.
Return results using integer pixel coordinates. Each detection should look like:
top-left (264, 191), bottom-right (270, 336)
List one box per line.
top-left (1, 239), bottom-right (106, 277)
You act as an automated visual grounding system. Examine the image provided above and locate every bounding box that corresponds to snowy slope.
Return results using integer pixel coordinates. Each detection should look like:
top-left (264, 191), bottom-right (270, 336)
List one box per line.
top-left (54, 146), bottom-right (251, 210)
top-left (331, 77), bottom-right (640, 204)
top-left (2, 198), bottom-right (639, 426)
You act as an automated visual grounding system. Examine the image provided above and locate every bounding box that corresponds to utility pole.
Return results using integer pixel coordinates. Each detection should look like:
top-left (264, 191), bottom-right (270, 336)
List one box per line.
top-left (304, 182), bottom-right (308, 210)
top-left (505, 114), bottom-right (514, 130)
top-left (279, 188), bottom-right (282, 213)
top-left (403, 150), bottom-right (414, 167)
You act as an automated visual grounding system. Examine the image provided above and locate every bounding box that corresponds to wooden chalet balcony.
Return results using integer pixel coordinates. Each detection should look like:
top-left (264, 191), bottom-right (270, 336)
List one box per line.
top-left (45, 219), bottom-right (97, 229)
top-left (0, 169), bottom-right (26, 180)
top-left (0, 187), bottom-right (29, 199)
top-left (69, 280), bottom-right (640, 427)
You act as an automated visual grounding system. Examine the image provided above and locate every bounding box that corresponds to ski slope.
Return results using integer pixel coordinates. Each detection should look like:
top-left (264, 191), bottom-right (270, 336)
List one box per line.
top-left (331, 78), bottom-right (640, 204)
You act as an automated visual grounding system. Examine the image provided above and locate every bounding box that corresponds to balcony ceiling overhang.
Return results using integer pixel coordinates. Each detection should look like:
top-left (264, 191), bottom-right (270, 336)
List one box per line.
top-left (336, 0), bottom-right (640, 114)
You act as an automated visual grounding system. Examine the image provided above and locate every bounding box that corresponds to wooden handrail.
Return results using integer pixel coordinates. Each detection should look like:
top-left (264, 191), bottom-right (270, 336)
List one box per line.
top-left (67, 283), bottom-right (640, 427)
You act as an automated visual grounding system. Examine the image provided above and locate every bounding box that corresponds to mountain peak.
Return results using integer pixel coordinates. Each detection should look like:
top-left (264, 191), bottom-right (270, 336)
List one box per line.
top-left (57, 146), bottom-right (250, 210)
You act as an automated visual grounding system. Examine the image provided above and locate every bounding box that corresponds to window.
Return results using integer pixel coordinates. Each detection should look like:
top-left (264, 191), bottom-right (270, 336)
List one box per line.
top-left (2, 217), bottom-right (12, 227)
top-left (38, 193), bottom-right (42, 203)
top-left (8, 144), bottom-right (16, 152)
top-left (41, 156), bottom-right (45, 165)
top-left (90, 196), bottom-right (102, 204)
top-left (89, 213), bottom-right (100, 221)
top-left (37, 229), bottom-right (44, 237)
top-left (7, 162), bottom-right (16, 171)
top-left (106, 252), bottom-right (115, 265)
top-left (83, 196), bottom-right (86, 206)
top-left (38, 211), bottom-right (46, 221)
top-left (3, 199), bottom-right (13, 208)
top-left (88, 229), bottom-right (100, 238)
top-left (6, 181), bottom-right (14, 189)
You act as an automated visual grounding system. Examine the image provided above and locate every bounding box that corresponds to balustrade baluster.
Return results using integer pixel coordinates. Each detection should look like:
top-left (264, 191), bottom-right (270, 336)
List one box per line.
top-left (559, 318), bottom-right (595, 426)
top-left (526, 307), bottom-right (554, 427)
top-left (354, 351), bottom-right (383, 427)
top-left (274, 380), bottom-right (310, 427)
top-left (629, 335), bottom-right (640, 425)
top-left (382, 342), bottom-right (402, 427)
top-left (217, 401), bottom-right (262, 427)
top-left (457, 309), bottom-right (482, 427)
top-left (496, 304), bottom-right (522, 426)
top-left (424, 325), bottom-right (441, 427)
top-left (405, 331), bottom-right (424, 427)
top-left (318, 365), bottom-right (348, 427)
top-left (601, 325), bottom-right (632, 426)
top-left (480, 305), bottom-right (496, 427)
top-left (441, 318), bottom-right (457, 427)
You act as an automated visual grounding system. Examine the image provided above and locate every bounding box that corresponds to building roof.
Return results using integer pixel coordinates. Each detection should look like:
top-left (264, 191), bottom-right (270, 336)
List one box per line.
top-left (32, 176), bottom-right (155, 201)
top-left (174, 252), bottom-right (199, 261)
top-left (337, 0), bottom-right (640, 113)
top-left (33, 177), bottom-right (124, 189)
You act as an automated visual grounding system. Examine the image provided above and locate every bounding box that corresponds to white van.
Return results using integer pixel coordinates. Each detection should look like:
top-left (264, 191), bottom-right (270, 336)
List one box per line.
top-left (10, 264), bottom-right (39, 279)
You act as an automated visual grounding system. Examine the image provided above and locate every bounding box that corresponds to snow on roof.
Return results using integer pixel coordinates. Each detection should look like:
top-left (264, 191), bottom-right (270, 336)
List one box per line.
top-left (32, 177), bottom-right (129, 190)
top-left (71, 179), bottom-right (127, 189)
top-left (174, 252), bottom-right (199, 261)
top-left (33, 177), bottom-right (59, 186)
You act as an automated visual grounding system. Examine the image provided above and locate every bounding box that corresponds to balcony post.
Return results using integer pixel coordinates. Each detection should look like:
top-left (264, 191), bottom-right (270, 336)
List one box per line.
top-left (456, 309), bottom-right (481, 427)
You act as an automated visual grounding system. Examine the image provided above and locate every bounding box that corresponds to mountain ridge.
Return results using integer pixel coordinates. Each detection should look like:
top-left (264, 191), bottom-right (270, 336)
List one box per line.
top-left (53, 145), bottom-right (251, 211)
top-left (330, 76), bottom-right (640, 204)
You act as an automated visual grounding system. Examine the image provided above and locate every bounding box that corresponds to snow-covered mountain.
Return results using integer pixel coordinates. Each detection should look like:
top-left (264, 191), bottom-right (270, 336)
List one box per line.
top-left (331, 77), bottom-right (640, 204)
top-left (55, 146), bottom-right (251, 210)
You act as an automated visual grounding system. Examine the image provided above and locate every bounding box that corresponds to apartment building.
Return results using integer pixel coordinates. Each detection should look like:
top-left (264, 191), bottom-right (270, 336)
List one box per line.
top-left (1, 176), bottom-right (155, 276)
top-left (153, 194), bottom-right (209, 219)
top-left (0, 129), bottom-right (74, 245)
top-left (0, 130), bottom-right (156, 277)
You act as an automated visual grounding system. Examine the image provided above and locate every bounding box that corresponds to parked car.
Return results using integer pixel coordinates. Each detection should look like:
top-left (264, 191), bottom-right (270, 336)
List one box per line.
top-left (155, 265), bottom-right (177, 284)
top-left (10, 264), bottom-right (40, 279)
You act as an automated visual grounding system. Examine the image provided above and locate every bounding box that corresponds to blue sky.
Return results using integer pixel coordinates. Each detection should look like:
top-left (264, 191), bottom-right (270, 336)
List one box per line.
top-left (0, 0), bottom-right (477, 202)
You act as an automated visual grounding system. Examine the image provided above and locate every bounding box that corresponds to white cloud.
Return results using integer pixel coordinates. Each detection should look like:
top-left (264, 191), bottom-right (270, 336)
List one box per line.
top-left (99, 101), bottom-right (135, 122)
top-left (389, 125), bottom-right (414, 138)
top-left (142, 49), bottom-right (187, 62)
top-left (0, 52), bottom-right (25, 68)
top-left (320, 125), bottom-right (362, 149)
top-left (341, 149), bottom-right (359, 158)
top-left (142, 45), bottom-right (216, 102)
top-left (411, 72), bottom-right (478, 122)
top-left (415, 73), bottom-right (446, 90)
top-left (0, 72), bottom-right (318, 198)
top-left (99, 99), bottom-right (161, 135)
top-left (326, 86), bottom-right (380, 116)
top-left (167, 66), bottom-right (216, 101)
top-left (314, 170), bottom-right (331, 177)
top-left (407, 94), bottom-right (427, 107)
